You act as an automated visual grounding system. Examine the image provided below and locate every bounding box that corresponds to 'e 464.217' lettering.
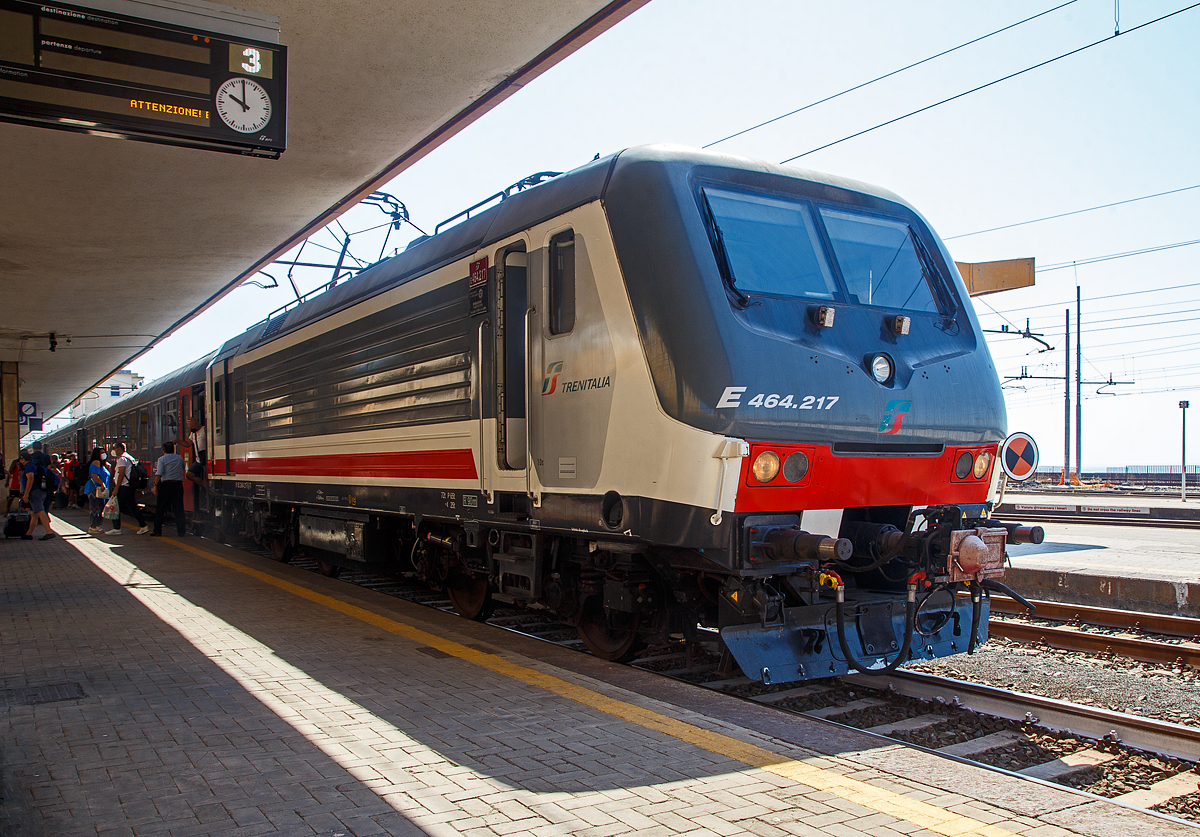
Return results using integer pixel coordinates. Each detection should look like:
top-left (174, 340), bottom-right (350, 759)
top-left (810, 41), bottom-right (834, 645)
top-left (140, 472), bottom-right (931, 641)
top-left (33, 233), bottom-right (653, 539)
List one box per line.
top-left (716, 386), bottom-right (839, 410)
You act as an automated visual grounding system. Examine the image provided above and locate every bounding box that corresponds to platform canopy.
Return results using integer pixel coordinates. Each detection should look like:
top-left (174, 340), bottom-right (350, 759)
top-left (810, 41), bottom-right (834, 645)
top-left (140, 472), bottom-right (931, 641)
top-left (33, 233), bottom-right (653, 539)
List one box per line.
top-left (1, 0), bottom-right (647, 423)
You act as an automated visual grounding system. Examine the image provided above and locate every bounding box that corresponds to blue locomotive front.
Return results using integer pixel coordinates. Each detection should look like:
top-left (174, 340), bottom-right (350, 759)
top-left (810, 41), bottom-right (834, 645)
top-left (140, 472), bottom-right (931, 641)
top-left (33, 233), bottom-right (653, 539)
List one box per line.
top-left (597, 147), bottom-right (1039, 681)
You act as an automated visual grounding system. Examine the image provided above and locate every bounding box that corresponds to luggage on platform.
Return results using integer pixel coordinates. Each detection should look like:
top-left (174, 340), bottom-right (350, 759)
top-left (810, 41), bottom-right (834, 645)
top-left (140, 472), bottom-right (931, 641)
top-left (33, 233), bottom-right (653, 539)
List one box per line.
top-left (4, 511), bottom-right (31, 538)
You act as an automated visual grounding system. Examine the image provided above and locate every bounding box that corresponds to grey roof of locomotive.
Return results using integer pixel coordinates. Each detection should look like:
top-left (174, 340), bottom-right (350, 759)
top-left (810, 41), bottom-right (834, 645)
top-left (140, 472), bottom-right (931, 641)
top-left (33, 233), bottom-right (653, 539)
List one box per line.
top-left (212, 145), bottom-right (924, 362)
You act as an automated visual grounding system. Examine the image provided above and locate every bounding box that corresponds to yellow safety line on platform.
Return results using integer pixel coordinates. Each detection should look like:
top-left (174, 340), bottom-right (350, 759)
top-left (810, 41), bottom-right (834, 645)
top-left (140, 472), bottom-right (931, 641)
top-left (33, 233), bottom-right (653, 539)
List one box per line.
top-left (169, 539), bottom-right (1023, 837)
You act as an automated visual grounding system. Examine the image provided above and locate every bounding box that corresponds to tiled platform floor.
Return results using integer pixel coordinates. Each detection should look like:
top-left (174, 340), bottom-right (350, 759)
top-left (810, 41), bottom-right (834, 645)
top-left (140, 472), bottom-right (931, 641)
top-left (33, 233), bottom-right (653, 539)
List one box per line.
top-left (1, 509), bottom-right (1192, 837)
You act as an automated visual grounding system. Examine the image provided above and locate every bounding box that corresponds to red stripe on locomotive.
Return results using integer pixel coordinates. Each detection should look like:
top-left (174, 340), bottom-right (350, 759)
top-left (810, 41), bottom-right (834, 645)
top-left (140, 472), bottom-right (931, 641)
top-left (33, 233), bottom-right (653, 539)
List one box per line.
top-left (209, 449), bottom-right (478, 481)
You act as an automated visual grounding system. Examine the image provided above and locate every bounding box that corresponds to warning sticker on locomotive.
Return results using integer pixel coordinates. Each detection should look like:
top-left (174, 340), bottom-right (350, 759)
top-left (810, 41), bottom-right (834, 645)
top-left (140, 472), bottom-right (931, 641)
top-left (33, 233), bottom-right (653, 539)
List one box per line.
top-left (716, 387), bottom-right (839, 410)
top-left (469, 257), bottom-right (488, 317)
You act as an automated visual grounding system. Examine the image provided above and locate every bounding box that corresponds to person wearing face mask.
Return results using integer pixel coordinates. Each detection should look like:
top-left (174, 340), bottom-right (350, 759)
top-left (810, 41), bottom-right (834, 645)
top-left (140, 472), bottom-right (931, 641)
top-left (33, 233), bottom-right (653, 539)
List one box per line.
top-left (81, 448), bottom-right (111, 534)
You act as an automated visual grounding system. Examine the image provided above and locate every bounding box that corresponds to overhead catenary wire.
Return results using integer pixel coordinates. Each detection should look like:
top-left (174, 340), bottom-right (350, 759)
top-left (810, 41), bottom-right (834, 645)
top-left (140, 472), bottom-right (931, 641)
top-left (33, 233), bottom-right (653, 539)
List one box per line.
top-left (978, 281), bottom-right (1200, 316)
top-left (944, 183), bottom-right (1200, 240)
top-left (1037, 238), bottom-right (1200, 271)
top-left (779, 2), bottom-right (1200, 164)
top-left (703, 0), bottom-right (1079, 149)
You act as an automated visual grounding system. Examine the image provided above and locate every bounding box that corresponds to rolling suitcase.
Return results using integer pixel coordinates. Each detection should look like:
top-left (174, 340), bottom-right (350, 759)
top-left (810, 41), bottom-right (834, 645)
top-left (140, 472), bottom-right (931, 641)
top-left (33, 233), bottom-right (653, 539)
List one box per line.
top-left (5, 510), bottom-right (31, 538)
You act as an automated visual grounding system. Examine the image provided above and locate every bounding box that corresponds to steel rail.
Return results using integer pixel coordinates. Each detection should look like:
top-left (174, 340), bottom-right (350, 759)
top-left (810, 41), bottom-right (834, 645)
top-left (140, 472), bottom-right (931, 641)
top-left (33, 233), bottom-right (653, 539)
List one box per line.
top-left (987, 620), bottom-right (1200, 668)
top-left (989, 597), bottom-right (1200, 639)
top-left (844, 669), bottom-right (1200, 762)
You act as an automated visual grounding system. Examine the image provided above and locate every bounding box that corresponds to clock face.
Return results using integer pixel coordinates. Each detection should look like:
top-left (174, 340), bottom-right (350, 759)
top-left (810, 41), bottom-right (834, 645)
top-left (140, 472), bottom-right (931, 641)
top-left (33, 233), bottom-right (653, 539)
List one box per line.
top-left (215, 77), bottom-right (272, 134)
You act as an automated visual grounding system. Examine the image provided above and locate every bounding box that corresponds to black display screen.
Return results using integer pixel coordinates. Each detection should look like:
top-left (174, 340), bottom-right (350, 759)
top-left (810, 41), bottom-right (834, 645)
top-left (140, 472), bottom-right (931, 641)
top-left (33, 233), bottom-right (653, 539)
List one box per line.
top-left (0, 0), bottom-right (286, 157)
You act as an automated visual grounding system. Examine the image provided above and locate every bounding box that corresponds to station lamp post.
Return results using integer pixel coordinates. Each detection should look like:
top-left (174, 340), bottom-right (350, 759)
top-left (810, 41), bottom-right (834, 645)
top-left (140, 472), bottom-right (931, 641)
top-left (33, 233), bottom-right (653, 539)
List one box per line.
top-left (1183, 401), bottom-right (1190, 502)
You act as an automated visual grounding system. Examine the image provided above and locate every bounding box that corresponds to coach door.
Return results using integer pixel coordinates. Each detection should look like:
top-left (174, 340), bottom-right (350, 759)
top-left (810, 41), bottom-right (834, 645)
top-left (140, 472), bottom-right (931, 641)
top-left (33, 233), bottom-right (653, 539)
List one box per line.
top-left (210, 357), bottom-right (232, 477)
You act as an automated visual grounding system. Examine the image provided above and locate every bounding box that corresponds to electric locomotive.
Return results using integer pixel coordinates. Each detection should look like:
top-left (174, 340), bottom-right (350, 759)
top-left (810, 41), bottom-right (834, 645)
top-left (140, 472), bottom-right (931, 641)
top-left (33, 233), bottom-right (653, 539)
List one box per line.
top-left (88, 146), bottom-right (1047, 684)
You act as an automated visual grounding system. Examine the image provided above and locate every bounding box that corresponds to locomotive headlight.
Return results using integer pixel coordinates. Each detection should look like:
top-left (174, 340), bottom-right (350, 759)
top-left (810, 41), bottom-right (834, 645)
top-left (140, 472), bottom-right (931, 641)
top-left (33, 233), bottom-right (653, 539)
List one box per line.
top-left (955, 451), bottom-right (973, 479)
top-left (752, 451), bottom-right (781, 483)
top-left (782, 451), bottom-right (809, 483)
top-left (870, 353), bottom-right (893, 384)
top-left (973, 451), bottom-right (992, 479)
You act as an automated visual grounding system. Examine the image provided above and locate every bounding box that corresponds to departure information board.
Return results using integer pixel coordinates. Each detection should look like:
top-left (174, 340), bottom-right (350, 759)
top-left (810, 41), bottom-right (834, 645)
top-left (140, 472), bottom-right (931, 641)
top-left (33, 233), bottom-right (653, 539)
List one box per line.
top-left (0, 0), bottom-right (286, 157)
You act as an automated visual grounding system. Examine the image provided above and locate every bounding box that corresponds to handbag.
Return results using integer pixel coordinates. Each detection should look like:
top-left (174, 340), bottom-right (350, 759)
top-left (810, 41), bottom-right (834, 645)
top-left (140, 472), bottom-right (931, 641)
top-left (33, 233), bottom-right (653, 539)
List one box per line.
top-left (92, 481), bottom-right (109, 500)
top-left (102, 497), bottom-right (120, 520)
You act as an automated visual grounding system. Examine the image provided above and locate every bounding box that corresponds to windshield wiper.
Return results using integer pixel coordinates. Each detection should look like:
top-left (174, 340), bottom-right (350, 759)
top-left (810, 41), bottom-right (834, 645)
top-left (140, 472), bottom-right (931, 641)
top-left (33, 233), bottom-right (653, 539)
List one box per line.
top-left (910, 231), bottom-right (956, 319)
top-left (700, 192), bottom-right (750, 307)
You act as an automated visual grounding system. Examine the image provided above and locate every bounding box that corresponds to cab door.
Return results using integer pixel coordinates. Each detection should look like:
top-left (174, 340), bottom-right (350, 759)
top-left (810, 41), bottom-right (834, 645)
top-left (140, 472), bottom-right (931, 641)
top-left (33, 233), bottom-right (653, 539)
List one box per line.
top-left (527, 227), bottom-right (617, 494)
top-left (486, 242), bottom-right (534, 505)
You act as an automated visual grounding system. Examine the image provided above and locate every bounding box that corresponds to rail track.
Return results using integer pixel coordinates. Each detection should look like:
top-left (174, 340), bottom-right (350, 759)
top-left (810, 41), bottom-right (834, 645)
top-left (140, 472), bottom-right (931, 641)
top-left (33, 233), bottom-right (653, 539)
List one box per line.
top-left (257, 546), bottom-right (1200, 825)
top-left (989, 598), bottom-right (1200, 669)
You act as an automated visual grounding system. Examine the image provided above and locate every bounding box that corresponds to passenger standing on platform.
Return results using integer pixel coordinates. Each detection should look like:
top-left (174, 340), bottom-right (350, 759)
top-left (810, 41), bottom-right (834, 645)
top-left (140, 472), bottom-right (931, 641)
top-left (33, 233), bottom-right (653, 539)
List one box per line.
top-left (82, 448), bottom-right (110, 535)
top-left (109, 442), bottom-right (150, 535)
top-left (20, 450), bottom-right (56, 540)
top-left (7, 457), bottom-right (21, 513)
top-left (65, 452), bottom-right (82, 508)
top-left (30, 440), bottom-right (53, 517)
top-left (151, 441), bottom-right (186, 537)
top-left (50, 454), bottom-right (66, 509)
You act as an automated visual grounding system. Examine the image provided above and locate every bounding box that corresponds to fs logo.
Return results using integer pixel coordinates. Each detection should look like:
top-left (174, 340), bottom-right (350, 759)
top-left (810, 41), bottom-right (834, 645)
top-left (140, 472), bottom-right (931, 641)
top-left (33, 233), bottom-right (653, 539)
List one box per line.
top-left (542, 361), bottom-right (563, 395)
top-left (877, 400), bottom-right (912, 435)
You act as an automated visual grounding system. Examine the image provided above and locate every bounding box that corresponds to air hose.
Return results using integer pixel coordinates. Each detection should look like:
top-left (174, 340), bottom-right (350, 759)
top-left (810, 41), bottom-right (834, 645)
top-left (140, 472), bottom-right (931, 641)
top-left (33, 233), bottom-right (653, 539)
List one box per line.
top-left (968, 578), bottom-right (1035, 654)
top-left (967, 581), bottom-right (982, 654)
top-left (980, 578), bottom-right (1036, 611)
top-left (832, 573), bottom-right (917, 676)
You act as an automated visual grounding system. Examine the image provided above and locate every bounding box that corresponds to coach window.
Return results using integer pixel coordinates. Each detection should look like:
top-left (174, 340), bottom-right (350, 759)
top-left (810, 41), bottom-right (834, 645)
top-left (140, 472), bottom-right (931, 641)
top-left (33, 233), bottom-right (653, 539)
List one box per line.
top-left (213, 380), bottom-right (223, 438)
top-left (149, 404), bottom-right (160, 450)
top-left (138, 409), bottom-right (149, 451)
top-left (548, 230), bottom-right (575, 335)
top-left (163, 402), bottom-right (178, 445)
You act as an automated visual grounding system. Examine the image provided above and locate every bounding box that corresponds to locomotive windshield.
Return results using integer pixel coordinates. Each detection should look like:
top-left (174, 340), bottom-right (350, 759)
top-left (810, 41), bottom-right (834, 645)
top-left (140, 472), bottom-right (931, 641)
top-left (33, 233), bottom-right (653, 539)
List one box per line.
top-left (702, 185), bottom-right (950, 315)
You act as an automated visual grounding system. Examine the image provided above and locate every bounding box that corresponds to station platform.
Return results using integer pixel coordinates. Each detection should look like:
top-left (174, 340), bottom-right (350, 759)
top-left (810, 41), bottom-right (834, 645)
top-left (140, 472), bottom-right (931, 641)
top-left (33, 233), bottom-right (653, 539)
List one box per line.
top-left (2, 509), bottom-right (1191, 837)
top-left (996, 493), bottom-right (1200, 615)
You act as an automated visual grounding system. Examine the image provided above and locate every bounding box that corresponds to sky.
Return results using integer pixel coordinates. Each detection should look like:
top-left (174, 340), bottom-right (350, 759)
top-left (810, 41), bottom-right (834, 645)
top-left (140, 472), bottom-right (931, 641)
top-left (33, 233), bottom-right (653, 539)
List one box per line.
top-left (42, 0), bottom-right (1200, 470)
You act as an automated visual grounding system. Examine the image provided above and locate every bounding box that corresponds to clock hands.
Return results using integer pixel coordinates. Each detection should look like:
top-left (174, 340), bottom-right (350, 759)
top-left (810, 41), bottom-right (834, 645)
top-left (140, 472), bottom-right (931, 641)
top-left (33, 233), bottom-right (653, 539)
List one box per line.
top-left (227, 79), bottom-right (250, 112)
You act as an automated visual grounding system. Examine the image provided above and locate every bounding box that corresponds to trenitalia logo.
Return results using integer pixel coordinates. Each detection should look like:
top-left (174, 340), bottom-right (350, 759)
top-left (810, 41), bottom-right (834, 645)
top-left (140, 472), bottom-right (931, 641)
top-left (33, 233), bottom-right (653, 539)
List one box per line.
top-left (877, 400), bottom-right (912, 435)
top-left (542, 361), bottom-right (563, 395)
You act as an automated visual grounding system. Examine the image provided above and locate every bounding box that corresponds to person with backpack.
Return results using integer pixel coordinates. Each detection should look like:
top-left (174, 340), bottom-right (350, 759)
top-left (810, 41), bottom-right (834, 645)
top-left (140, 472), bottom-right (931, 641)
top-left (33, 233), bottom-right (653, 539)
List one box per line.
top-left (109, 442), bottom-right (150, 535)
top-left (19, 449), bottom-right (57, 540)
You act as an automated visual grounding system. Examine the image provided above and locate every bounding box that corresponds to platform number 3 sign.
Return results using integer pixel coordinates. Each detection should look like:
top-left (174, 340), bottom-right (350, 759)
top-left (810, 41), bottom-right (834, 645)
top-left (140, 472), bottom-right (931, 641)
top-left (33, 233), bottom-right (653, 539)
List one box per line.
top-left (241, 48), bottom-right (261, 75)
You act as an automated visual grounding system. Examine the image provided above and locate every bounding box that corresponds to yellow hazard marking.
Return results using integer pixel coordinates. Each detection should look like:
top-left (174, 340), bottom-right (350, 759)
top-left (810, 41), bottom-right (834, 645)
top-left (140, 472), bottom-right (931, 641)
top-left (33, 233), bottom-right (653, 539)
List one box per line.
top-left (168, 539), bottom-right (1022, 837)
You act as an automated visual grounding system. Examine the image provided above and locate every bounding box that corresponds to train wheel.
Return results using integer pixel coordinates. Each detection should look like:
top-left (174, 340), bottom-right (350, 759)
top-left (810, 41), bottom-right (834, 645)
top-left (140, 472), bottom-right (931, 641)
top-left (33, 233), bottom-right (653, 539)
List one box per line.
top-left (446, 573), bottom-right (495, 621)
top-left (316, 560), bottom-right (341, 578)
top-left (269, 535), bottom-right (293, 564)
top-left (576, 598), bottom-right (644, 662)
